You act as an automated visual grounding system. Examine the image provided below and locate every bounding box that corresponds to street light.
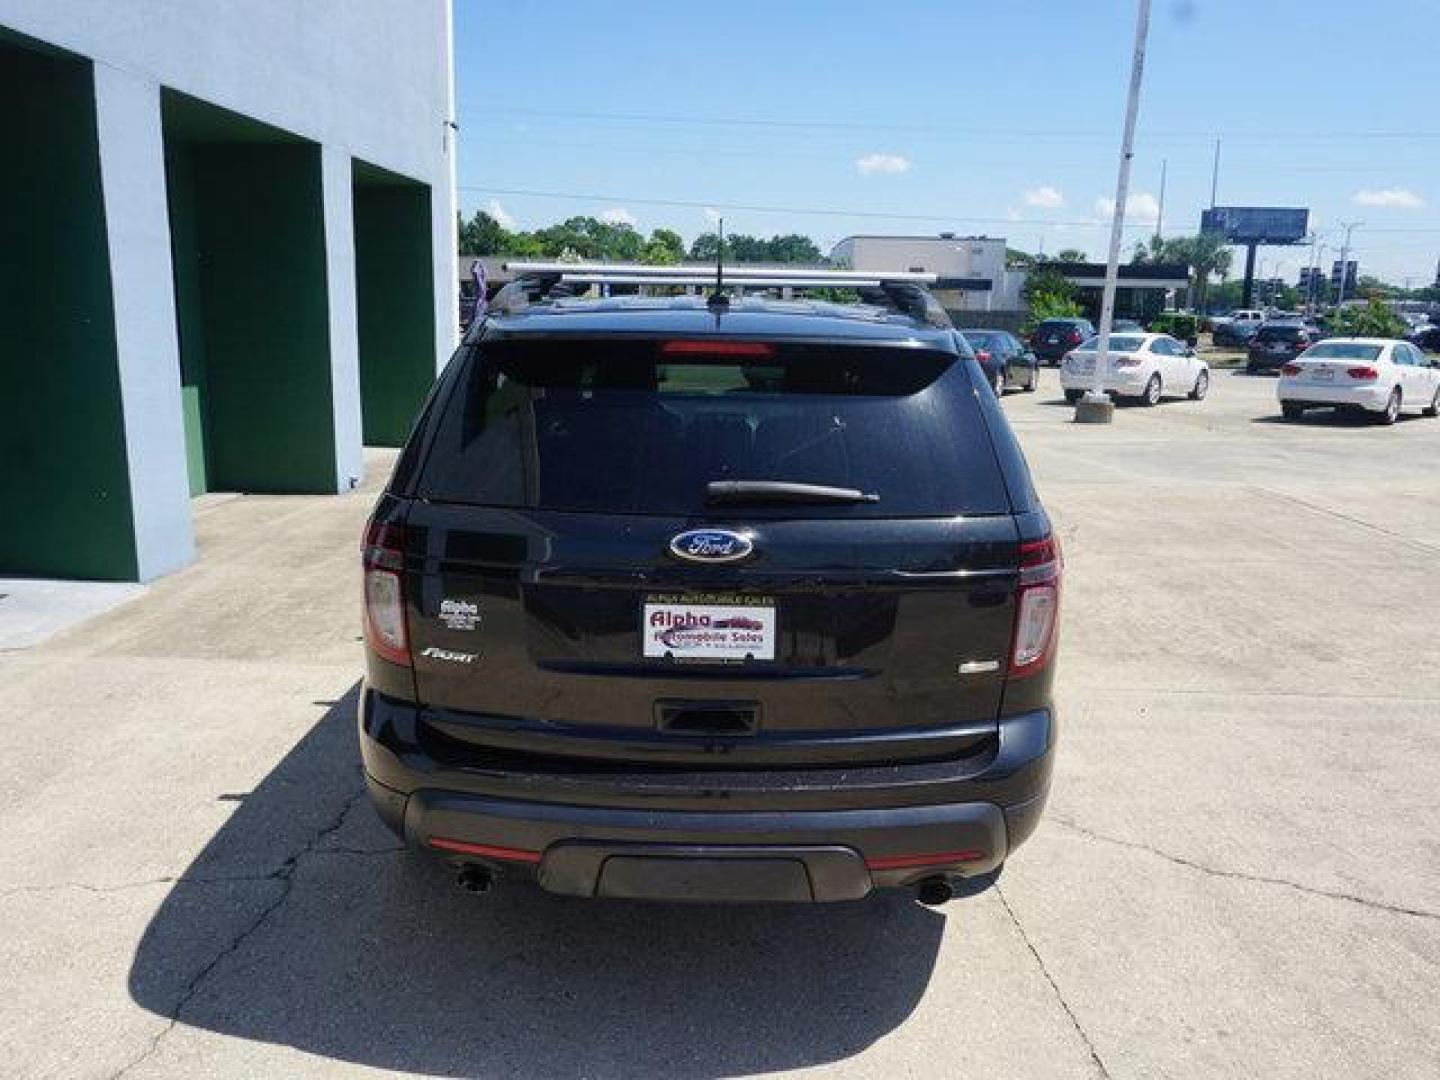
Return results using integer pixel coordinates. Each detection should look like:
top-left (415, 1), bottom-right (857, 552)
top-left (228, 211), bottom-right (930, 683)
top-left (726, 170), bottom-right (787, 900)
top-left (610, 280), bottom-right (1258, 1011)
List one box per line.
top-left (1077, 0), bottom-right (1153, 425)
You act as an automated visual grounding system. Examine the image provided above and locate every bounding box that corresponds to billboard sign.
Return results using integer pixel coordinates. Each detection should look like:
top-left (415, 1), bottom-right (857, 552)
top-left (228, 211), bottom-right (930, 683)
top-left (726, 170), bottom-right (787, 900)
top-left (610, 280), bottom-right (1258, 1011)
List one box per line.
top-left (1200, 207), bottom-right (1309, 245)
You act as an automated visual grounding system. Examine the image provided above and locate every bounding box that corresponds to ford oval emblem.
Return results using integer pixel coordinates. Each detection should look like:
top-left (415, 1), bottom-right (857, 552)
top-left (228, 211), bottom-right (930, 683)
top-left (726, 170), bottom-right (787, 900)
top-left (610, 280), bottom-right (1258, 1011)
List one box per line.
top-left (669, 528), bottom-right (755, 564)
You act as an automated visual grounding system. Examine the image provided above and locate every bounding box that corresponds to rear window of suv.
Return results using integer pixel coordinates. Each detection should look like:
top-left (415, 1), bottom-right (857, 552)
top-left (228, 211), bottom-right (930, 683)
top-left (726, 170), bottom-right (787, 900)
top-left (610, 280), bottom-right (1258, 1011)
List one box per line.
top-left (418, 337), bottom-right (1010, 517)
top-left (1255, 325), bottom-right (1306, 343)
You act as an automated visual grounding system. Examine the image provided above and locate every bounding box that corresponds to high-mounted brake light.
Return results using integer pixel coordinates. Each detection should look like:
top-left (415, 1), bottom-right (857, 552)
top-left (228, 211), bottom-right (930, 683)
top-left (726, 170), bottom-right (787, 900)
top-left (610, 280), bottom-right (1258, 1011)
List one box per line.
top-left (363, 518), bottom-right (411, 667)
top-left (1347, 366), bottom-right (1378, 381)
top-left (1010, 536), bottom-right (1061, 677)
top-left (660, 340), bottom-right (774, 358)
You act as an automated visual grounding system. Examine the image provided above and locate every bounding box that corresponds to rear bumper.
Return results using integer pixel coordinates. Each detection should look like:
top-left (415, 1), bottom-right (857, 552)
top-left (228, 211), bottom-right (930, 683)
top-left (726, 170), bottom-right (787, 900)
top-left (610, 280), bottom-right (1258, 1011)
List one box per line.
top-left (1059, 369), bottom-right (1149, 395)
top-left (1277, 381), bottom-right (1390, 411)
top-left (1248, 352), bottom-right (1300, 371)
top-left (358, 687), bottom-right (1055, 901)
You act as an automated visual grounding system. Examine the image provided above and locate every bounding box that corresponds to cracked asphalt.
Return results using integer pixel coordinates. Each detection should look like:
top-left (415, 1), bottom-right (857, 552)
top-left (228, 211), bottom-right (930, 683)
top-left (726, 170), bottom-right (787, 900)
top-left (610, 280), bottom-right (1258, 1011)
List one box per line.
top-left (2, 369), bottom-right (1438, 1078)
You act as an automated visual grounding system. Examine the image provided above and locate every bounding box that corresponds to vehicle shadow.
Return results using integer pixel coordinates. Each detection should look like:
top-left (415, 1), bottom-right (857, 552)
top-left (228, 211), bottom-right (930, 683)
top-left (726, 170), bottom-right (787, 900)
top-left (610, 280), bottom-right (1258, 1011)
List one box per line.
top-left (1250, 410), bottom-right (1418, 427)
top-left (127, 687), bottom-right (948, 1078)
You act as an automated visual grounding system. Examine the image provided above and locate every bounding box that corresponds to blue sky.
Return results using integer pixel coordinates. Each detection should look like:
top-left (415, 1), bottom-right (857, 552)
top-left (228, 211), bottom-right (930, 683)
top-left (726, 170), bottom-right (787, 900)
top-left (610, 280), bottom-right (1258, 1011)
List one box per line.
top-left (454, 0), bottom-right (1440, 284)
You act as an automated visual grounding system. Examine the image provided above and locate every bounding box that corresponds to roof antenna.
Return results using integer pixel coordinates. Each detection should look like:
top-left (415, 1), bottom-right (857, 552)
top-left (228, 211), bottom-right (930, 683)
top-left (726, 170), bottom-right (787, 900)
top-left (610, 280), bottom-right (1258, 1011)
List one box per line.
top-left (708, 217), bottom-right (729, 311)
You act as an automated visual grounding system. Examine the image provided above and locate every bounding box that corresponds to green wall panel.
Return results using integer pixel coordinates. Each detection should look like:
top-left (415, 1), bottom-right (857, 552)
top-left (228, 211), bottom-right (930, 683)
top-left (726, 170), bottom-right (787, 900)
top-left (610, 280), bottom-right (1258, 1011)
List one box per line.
top-left (353, 176), bottom-right (436, 447)
top-left (0, 43), bottom-right (139, 580)
top-left (164, 139), bottom-right (209, 496)
top-left (161, 102), bottom-right (337, 494)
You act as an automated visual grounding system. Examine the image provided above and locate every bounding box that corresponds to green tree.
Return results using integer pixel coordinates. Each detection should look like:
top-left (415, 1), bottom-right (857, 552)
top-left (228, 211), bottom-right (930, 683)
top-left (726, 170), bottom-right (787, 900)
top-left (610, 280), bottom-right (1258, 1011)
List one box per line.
top-left (1028, 291), bottom-right (1084, 325)
top-left (1329, 297), bottom-right (1409, 338)
top-left (765, 234), bottom-right (824, 263)
top-left (687, 231), bottom-right (824, 263)
top-left (528, 216), bottom-right (646, 261)
top-left (1024, 265), bottom-right (1076, 307)
top-left (458, 210), bottom-right (511, 255)
top-left (1355, 275), bottom-right (1396, 299)
top-left (1134, 234), bottom-right (1233, 311)
top-left (689, 232), bottom-right (721, 261)
top-left (640, 228), bottom-right (685, 265)
top-left (1023, 265), bottom-right (1081, 328)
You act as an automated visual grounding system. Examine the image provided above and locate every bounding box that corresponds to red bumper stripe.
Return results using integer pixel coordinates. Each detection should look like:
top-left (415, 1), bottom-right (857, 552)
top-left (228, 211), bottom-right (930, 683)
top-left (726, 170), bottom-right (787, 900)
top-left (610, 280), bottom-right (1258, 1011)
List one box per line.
top-left (428, 837), bottom-right (543, 863)
top-left (865, 849), bottom-right (985, 871)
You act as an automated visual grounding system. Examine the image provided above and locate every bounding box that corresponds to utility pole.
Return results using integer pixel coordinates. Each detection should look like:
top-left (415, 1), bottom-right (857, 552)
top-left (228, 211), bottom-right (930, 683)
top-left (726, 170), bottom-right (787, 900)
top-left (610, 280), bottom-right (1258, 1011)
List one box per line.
top-left (1156, 158), bottom-right (1167, 239)
top-left (1210, 138), bottom-right (1221, 208)
top-left (1335, 221), bottom-right (1361, 308)
top-left (1306, 231), bottom-right (1319, 315)
top-left (1078, 0), bottom-right (1152, 424)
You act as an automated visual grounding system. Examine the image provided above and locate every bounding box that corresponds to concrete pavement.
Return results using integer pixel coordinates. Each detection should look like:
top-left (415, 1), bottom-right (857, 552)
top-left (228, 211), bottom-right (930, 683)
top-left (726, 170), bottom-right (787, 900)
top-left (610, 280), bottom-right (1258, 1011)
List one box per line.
top-left (2, 371), bottom-right (1437, 1078)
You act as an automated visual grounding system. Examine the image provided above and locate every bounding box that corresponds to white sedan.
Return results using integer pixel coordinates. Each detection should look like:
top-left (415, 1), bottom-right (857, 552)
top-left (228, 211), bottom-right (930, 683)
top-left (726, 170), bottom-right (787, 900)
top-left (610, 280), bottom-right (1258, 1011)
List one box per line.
top-left (1060, 332), bottom-right (1210, 406)
top-left (1277, 338), bottom-right (1440, 425)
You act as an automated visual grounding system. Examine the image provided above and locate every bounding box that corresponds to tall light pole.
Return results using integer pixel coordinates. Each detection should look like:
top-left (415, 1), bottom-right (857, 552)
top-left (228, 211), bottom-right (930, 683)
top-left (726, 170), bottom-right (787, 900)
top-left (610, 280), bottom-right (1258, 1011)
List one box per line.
top-left (1078, 0), bottom-right (1153, 424)
top-left (1305, 231), bottom-right (1319, 315)
top-left (1210, 138), bottom-right (1221, 208)
top-left (1156, 157), bottom-right (1167, 239)
top-left (1335, 221), bottom-right (1361, 308)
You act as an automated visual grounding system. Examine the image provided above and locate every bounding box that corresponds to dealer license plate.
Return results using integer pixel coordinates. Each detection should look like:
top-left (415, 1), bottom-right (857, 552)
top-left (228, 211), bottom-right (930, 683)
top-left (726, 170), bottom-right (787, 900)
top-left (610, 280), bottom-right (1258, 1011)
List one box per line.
top-left (643, 594), bottom-right (777, 661)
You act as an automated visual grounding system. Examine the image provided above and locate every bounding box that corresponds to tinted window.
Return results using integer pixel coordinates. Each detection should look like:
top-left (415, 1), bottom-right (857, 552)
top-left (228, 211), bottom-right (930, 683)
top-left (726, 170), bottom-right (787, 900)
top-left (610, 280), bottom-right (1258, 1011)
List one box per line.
top-left (962, 332), bottom-right (1005, 353)
top-left (1076, 335), bottom-right (1146, 353)
top-left (1302, 342), bottom-right (1383, 362)
top-left (420, 337), bottom-right (1010, 518)
top-left (1256, 325), bottom-right (1306, 343)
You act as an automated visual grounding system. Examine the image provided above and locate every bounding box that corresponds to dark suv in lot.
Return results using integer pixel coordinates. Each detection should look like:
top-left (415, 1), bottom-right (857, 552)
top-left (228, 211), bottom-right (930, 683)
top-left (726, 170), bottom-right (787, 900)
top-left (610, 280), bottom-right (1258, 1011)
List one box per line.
top-left (359, 286), bottom-right (1060, 904)
top-left (1248, 321), bottom-right (1320, 373)
top-left (1031, 317), bottom-right (1096, 366)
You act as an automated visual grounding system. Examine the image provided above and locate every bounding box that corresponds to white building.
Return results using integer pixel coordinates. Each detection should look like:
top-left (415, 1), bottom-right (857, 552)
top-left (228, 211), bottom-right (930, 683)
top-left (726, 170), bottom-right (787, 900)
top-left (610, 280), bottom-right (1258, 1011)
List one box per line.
top-left (830, 234), bottom-right (1024, 312)
top-left (0, 1), bottom-right (456, 582)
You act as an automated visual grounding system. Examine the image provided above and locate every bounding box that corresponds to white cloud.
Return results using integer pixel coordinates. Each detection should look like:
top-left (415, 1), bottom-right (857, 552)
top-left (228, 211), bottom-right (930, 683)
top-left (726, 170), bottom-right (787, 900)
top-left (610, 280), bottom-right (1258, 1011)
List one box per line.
top-left (485, 199), bottom-right (516, 229)
top-left (855, 152), bottom-right (911, 176)
top-left (1094, 191), bottom-right (1160, 224)
top-left (1023, 185), bottom-right (1065, 209)
top-left (1353, 187), bottom-right (1424, 209)
top-left (599, 206), bottom-right (636, 227)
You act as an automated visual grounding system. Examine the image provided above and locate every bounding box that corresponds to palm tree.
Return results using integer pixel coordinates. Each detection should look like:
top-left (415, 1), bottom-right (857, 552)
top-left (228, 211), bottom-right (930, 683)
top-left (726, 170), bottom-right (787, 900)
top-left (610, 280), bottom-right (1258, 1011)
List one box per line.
top-left (1132, 234), bottom-right (1232, 310)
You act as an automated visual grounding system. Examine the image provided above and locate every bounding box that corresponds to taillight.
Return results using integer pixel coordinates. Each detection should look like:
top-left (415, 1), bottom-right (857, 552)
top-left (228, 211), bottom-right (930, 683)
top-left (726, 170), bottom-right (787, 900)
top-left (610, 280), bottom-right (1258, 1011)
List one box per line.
top-left (1010, 536), bottom-right (1061, 677)
top-left (660, 340), bottom-right (774, 357)
top-left (363, 518), bottom-right (410, 667)
top-left (1281, 363), bottom-right (1301, 376)
top-left (1347, 366), bottom-right (1378, 381)
top-left (1066, 330), bottom-right (1082, 344)
top-left (975, 349), bottom-right (992, 363)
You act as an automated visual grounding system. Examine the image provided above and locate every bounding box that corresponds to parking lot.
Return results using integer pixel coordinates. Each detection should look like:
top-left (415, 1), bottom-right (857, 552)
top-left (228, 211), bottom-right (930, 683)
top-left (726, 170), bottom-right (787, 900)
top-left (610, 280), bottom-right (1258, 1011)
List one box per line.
top-left (2, 366), bottom-right (1438, 1079)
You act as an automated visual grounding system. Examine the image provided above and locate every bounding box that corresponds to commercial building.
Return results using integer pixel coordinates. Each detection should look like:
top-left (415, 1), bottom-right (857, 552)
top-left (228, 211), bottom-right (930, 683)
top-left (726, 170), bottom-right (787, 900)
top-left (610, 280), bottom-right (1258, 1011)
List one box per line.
top-left (1, 2), bottom-right (456, 582)
top-left (830, 234), bottom-right (1024, 312)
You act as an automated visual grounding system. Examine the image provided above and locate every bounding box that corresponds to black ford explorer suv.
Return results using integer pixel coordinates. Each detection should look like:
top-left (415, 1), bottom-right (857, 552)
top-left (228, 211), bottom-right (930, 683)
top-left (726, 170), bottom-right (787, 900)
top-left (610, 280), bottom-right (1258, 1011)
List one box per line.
top-left (359, 283), bottom-right (1060, 904)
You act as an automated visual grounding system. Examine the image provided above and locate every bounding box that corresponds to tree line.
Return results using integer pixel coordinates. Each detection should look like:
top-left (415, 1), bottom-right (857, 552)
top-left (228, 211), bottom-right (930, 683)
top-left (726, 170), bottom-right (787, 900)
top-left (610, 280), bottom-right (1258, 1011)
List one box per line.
top-left (458, 210), bottom-right (823, 265)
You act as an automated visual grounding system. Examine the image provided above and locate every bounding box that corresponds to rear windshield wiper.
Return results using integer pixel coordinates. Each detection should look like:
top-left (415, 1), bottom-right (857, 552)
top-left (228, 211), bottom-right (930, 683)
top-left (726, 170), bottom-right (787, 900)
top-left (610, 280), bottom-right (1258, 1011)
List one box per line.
top-left (705, 480), bottom-right (879, 505)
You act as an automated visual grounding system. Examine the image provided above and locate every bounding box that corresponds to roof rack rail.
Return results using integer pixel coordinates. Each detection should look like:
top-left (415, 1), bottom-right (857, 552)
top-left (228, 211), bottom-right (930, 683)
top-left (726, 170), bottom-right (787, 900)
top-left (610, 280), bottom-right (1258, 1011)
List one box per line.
top-left (492, 262), bottom-right (956, 328)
